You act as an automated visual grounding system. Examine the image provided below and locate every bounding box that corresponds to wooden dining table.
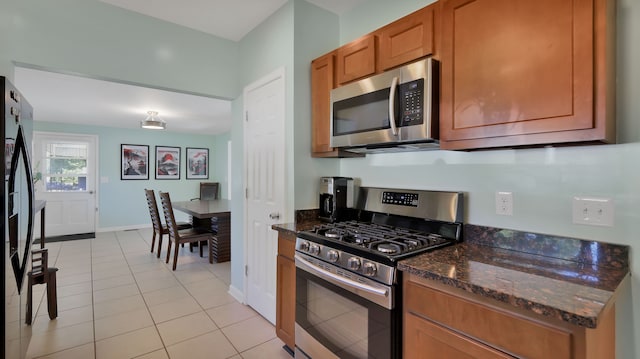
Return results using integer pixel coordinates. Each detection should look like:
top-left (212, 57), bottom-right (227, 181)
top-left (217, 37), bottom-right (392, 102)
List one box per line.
top-left (172, 199), bottom-right (231, 263)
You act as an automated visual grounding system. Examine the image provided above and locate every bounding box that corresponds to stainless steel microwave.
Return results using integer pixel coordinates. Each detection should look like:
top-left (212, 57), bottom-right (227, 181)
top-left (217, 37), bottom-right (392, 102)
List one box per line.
top-left (330, 58), bottom-right (438, 153)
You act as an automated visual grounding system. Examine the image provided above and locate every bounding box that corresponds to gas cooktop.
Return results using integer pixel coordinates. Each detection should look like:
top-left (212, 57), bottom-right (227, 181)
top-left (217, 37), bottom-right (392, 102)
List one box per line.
top-left (311, 220), bottom-right (452, 254)
top-left (296, 187), bottom-right (463, 284)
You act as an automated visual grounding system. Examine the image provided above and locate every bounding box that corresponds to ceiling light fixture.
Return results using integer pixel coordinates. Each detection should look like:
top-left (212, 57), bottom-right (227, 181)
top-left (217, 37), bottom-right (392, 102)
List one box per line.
top-left (140, 110), bottom-right (166, 130)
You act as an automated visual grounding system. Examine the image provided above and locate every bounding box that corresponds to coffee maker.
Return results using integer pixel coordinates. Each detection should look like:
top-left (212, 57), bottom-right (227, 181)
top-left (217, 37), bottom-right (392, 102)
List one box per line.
top-left (318, 177), bottom-right (354, 222)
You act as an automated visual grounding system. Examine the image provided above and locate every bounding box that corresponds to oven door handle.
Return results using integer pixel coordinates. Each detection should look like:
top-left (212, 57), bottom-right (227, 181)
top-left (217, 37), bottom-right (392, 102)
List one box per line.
top-left (295, 254), bottom-right (389, 298)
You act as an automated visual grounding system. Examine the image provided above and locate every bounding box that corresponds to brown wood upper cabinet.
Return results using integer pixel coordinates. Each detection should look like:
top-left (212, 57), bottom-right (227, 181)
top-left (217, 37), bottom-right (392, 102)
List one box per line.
top-left (311, 3), bottom-right (441, 157)
top-left (336, 34), bottom-right (376, 85)
top-left (311, 53), bottom-right (336, 155)
top-left (439, 0), bottom-right (616, 150)
top-left (311, 52), bottom-right (365, 158)
top-left (377, 4), bottom-right (437, 71)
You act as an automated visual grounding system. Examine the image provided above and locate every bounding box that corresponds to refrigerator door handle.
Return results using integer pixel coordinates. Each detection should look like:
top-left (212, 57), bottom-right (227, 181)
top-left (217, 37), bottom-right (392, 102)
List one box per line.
top-left (7, 125), bottom-right (35, 292)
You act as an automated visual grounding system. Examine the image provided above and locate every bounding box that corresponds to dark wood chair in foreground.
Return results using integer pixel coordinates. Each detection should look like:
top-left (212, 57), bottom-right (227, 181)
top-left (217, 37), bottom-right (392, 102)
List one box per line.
top-left (144, 189), bottom-right (192, 258)
top-left (26, 248), bottom-right (58, 325)
top-left (159, 191), bottom-right (216, 270)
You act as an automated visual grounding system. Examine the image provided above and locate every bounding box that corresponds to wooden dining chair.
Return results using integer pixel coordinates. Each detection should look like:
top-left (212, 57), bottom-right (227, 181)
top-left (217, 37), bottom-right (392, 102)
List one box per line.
top-left (159, 191), bottom-right (215, 270)
top-left (188, 182), bottom-right (220, 237)
top-left (144, 189), bottom-right (192, 258)
top-left (26, 248), bottom-right (58, 325)
top-left (199, 182), bottom-right (219, 200)
top-left (190, 182), bottom-right (219, 201)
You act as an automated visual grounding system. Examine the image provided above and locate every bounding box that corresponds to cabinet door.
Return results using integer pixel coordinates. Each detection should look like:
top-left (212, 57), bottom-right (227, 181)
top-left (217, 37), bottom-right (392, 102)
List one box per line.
top-left (336, 34), bottom-right (376, 85)
top-left (311, 53), bottom-right (335, 155)
top-left (378, 4), bottom-right (436, 71)
top-left (440, 0), bottom-right (601, 150)
top-left (405, 312), bottom-right (513, 359)
top-left (276, 254), bottom-right (295, 349)
top-left (404, 275), bottom-right (573, 359)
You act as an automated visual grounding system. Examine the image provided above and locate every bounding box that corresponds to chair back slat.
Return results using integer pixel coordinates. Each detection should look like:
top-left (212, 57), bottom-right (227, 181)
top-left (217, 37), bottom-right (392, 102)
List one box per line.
top-left (144, 189), bottom-right (163, 233)
top-left (31, 248), bottom-right (48, 276)
top-left (159, 191), bottom-right (180, 240)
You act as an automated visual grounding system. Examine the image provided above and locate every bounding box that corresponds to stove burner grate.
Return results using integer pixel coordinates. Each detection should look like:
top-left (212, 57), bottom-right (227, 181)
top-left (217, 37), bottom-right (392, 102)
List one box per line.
top-left (310, 220), bottom-right (455, 257)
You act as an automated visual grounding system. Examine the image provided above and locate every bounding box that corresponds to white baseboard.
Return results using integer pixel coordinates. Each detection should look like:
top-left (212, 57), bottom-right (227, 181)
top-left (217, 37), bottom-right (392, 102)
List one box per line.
top-left (228, 284), bottom-right (245, 304)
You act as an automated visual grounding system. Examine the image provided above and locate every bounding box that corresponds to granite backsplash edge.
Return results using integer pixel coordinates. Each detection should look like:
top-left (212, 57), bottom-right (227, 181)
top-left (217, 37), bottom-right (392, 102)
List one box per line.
top-left (464, 223), bottom-right (629, 270)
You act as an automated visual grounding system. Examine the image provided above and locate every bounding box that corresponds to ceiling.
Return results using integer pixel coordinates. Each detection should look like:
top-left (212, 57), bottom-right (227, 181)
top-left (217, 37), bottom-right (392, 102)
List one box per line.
top-left (16, 0), bottom-right (366, 135)
top-left (99, 0), bottom-right (366, 41)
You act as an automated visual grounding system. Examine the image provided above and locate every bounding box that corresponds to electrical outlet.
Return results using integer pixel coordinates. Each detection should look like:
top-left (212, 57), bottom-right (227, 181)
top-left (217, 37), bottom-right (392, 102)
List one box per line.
top-left (572, 197), bottom-right (614, 226)
top-left (495, 191), bottom-right (513, 216)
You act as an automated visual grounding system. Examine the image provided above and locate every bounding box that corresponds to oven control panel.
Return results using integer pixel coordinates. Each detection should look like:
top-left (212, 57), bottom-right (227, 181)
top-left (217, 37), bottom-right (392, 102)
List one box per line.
top-left (295, 238), bottom-right (396, 286)
top-left (382, 191), bottom-right (419, 207)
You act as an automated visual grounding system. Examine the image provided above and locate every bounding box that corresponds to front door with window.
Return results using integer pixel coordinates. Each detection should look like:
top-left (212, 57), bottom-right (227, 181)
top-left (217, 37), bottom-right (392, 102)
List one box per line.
top-left (33, 132), bottom-right (97, 237)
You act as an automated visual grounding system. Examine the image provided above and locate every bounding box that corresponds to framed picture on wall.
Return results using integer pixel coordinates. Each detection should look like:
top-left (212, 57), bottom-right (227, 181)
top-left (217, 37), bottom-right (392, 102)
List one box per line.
top-left (155, 146), bottom-right (180, 180)
top-left (121, 144), bottom-right (149, 180)
top-left (186, 147), bottom-right (208, 179)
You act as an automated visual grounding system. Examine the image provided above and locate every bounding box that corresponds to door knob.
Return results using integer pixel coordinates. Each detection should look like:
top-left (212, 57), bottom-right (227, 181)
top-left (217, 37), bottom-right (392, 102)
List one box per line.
top-left (269, 213), bottom-right (280, 220)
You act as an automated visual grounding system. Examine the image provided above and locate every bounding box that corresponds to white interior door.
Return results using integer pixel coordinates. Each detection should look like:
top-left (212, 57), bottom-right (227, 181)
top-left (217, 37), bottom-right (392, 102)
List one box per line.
top-left (243, 68), bottom-right (286, 324)
top-left (33, 132), bottom-right (97, 237)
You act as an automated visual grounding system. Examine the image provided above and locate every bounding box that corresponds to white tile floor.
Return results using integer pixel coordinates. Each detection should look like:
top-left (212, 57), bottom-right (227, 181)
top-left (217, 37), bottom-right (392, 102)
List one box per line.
top-left (25, 229), bottom-right (292, 359)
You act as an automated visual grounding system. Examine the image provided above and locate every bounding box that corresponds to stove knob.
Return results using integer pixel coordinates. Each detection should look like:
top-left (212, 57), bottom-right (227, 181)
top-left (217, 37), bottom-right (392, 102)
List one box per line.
top-left (363, 262), bottom-right (377, 277)
top-left (299, 241), bottom-right (310, 252)
top-left (347, 257), bottom-right (361, 270)
top-left (327, 250), bottom-right (339, 262)
top-left (309, 244), bottom-right (320, 256)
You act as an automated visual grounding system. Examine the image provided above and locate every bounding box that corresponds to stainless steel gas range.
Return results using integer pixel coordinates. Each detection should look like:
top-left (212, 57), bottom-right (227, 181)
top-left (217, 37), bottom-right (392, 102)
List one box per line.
top-left (294, 187), bottom-right (463, 359)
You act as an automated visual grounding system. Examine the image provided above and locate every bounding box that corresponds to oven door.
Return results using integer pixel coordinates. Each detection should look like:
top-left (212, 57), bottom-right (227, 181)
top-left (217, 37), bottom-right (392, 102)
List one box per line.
top-left (294, 253), bottom-right (401, 359)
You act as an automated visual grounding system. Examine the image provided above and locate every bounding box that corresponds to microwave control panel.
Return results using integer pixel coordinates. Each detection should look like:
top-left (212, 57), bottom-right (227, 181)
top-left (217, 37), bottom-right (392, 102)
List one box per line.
top-left (399, 79), bottom-right (424, 126)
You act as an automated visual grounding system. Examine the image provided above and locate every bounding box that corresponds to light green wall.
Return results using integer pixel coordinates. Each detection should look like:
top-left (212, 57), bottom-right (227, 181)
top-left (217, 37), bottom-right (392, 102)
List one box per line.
top-left (0, 0), bottom-right (239, 98)
top-left (34, 121), bottom-right (223, 229)
top-left (231, 1), bottom-right (295, 292)
top-left (339, 0), bottom-right (435, 45)
top-left (293, 0), bottom-right (341, 209)
top-left (228, 0), bottom-right (343, 292)
top-left (213, 132), bottom-right (231, 199)
top-left (335, 0), bottom-right (639, 357)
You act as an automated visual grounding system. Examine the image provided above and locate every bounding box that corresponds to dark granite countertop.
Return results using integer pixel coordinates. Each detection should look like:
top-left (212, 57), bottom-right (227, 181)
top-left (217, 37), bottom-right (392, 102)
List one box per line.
top-left (271, 209), bottom-right (323, 234)
top-left (272, 220), bottom-right (322, 233)
top-left (398, 224), bottom-right (630, 328)
top-left (271, 222), bottom-right (298, 233)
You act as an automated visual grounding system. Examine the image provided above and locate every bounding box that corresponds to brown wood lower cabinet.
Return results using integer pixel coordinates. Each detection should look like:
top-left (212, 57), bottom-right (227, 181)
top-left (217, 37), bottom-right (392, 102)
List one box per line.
top-left (405, 312), bottom-right (512, 359)
top-left (403, 274), bottom-right (615, 359)
top-left (275, 231), bottom-right (296, 350)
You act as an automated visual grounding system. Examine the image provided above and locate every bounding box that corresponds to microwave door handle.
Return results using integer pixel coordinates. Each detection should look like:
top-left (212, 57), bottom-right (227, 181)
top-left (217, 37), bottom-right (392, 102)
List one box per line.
top-left (388, 76), bottom-right (399, 136)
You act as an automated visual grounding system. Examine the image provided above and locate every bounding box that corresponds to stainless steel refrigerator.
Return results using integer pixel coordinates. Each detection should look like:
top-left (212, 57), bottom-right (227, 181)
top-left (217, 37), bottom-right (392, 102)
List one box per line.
top-left (2, 76), bottom-right (36, 359)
